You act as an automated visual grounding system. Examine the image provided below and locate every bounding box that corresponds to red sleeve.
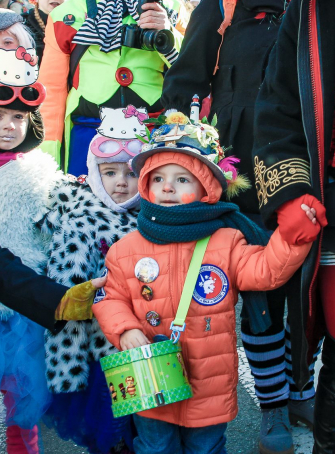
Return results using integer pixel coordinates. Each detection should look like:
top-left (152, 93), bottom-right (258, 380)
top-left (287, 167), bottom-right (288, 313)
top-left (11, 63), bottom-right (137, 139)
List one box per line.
top-left (39, 16), bottom-right (75, 144)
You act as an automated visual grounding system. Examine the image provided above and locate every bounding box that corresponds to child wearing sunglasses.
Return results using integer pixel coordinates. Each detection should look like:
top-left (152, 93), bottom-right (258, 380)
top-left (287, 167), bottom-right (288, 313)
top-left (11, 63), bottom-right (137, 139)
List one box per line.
top-left (37, 106), bottom-right (146, 453)
top-left (0, 43), bottom-right (68, 453)
top-left (0, 31), bottom-right (109, 452)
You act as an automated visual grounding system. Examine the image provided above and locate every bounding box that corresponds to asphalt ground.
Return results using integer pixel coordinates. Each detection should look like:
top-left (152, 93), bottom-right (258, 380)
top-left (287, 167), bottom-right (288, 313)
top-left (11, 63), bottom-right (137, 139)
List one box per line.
top-left (0, 384), bottom-right (261, 454)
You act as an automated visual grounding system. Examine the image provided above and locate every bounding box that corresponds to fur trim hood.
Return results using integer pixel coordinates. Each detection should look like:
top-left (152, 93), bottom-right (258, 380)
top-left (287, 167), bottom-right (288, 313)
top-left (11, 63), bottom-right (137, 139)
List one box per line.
top-left (139, 152), bottom-right (223, 204)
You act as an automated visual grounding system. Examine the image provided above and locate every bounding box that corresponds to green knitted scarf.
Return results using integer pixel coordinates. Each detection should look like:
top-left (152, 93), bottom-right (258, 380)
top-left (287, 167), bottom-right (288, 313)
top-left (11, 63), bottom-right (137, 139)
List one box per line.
top-left (137, 200), bottom-right (272, 334)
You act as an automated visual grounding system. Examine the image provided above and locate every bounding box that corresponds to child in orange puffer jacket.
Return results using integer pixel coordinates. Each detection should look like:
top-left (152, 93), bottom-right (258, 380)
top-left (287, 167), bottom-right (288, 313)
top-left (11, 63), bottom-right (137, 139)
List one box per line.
top-left (93, 111), bottom-right (326, 454)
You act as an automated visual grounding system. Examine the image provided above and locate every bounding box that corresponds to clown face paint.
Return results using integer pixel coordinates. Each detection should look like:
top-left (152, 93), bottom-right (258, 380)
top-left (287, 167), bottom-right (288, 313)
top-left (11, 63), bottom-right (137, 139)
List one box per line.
top-left (181, 193), bottom-right (196, 204)
top-left (99, 162), bottom-right (139, 204)
top-left (148, 164), bottom-right (206, 207)
top-left (0, 107), bottom-right (29, 151)
top-left (148, 190), bottom-right (156, 203)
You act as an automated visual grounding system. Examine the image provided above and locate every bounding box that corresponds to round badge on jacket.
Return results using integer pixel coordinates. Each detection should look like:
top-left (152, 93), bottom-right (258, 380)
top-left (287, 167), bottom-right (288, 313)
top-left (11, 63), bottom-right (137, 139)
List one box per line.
top-left (134, 258), bottom-right (159, 283)
top-left (193, 264), bottom-right (229, 306)
top-left (146, 310), bottom-right (161, 327)
top-left (63, 14), bottom-right (75, 25)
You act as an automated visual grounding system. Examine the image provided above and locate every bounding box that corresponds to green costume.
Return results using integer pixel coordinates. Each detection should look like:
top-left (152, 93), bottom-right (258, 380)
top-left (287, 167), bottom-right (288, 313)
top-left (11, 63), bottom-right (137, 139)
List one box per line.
top-left (39, 0), bottom-right (183, 172)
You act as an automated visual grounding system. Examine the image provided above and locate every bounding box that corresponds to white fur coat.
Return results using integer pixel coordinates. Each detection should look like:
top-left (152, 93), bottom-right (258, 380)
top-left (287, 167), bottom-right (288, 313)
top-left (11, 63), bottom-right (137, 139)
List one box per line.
top-left (39, 181), bottom-right (138, 393)
top-left (0, 149), bottom-right (63, 320)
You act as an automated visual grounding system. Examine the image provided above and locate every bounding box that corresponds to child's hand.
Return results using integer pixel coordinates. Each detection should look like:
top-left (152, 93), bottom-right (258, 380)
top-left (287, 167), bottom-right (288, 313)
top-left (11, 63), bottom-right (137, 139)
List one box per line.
top-left (55, 275), bottom-right (109, 321)
top-left (276, 194), bottom-right (327, 245)
top-left (300, 203), bottom-right (317, 224)
top-left (120, 329), bottom-right (151, 351)
top-left (91, 275), bottom-right (108, 289)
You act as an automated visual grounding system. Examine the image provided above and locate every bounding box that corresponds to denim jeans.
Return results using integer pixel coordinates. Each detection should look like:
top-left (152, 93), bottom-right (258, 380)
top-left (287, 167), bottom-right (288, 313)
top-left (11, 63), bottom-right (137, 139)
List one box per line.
top-left (133, 414), bottom-right (228, 454)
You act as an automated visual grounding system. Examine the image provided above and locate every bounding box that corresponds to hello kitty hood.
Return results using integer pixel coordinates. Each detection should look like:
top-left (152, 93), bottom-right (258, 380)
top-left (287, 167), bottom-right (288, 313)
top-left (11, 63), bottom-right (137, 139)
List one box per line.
top-left (86, 105), bottom-right (149, 212)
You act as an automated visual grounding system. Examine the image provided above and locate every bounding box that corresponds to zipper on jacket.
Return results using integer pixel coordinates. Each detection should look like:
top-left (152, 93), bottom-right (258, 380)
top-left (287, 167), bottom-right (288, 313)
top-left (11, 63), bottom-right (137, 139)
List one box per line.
top-left (308, 0), bottom-right (324, 313)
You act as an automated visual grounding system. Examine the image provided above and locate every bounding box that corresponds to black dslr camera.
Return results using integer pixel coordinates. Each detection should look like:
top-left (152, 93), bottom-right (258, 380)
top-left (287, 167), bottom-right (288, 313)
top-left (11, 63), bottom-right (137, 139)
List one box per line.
top-left (121, 0), bottom-right (174, 54)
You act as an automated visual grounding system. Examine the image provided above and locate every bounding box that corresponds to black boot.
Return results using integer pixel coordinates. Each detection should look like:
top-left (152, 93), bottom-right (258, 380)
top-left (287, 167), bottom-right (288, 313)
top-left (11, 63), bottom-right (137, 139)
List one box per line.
top-left (313, 334), bottom-right (335, 454)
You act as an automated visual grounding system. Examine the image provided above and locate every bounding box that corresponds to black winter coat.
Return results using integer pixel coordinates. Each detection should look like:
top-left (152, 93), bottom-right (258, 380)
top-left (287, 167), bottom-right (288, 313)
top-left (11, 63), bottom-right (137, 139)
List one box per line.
top-left (252, 0), bottom-right (335, 388)
top-left (0, 247), bottom-right (68, 329)
top-left (162, 0), bottom-right (286, 214)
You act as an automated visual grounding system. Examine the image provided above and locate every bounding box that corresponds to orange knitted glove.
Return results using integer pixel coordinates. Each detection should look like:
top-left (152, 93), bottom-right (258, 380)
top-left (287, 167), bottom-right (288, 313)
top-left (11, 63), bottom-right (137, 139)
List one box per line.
top-left (276, 194), bottom-right (327, 245)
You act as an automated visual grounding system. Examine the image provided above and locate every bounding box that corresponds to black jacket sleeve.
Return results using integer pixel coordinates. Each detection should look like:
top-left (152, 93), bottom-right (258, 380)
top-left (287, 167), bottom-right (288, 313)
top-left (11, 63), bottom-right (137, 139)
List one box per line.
top-left (161, 0), bottom-right (222, 113)
top-left (252, 0), bottom-right (314, 227)
top-left (0, 247), bottom-right (69, 330)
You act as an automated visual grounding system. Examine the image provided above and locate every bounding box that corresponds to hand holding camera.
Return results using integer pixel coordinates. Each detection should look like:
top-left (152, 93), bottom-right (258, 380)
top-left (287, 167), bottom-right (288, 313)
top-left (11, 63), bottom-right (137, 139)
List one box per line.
top-left (121, 0), bottom-right (174, 54)
top-left (138, 1), bottom-right (171, 31)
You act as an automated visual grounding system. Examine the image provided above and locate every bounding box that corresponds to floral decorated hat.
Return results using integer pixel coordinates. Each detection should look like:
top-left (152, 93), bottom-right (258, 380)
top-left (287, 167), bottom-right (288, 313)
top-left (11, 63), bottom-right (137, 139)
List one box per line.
top-left (131, 103), bottom-right (250, 198)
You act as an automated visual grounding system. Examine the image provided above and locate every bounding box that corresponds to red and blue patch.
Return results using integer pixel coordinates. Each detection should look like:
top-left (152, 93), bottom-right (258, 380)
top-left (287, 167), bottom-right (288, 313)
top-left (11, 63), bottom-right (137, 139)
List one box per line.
top-left (193, 264), bottom-right (229, 306)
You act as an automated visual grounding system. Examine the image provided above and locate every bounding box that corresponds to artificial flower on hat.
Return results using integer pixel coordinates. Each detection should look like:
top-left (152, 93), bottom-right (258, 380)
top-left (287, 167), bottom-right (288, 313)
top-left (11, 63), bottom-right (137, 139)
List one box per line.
top-left (133, 105), bottom-right (251, 199)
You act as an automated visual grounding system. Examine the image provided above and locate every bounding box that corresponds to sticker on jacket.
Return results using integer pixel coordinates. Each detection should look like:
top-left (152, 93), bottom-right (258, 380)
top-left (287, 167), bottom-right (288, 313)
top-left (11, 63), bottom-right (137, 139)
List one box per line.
top-left (193, 264), bottom-right (229, 306)
top-left (93, 267), bottom-right (108, 304)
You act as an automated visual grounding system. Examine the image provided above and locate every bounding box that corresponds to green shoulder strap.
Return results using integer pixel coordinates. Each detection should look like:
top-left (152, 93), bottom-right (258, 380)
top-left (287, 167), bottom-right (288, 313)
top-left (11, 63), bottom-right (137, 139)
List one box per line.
top-left (170, 236), bottom-right (210, 343)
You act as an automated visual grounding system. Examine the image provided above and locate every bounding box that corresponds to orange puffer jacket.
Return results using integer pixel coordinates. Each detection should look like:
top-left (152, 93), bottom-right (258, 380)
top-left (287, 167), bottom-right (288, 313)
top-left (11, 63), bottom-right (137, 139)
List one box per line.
top-left (93, 228), bottom-right (311, 428)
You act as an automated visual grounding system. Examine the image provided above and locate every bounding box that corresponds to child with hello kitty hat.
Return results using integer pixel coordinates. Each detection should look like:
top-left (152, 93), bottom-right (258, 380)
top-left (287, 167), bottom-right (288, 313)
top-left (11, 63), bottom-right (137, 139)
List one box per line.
top-left (37, 105), bottom-right (149, 453)
top-left (0, 20), bottom-right (61, 454)
top-left (0, 21), bottom-right (106, 453)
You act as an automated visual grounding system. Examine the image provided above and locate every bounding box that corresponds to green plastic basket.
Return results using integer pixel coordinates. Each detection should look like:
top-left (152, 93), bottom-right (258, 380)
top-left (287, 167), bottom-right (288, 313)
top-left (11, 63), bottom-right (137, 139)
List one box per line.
top-left (100, 340), bottom-right (193, 418)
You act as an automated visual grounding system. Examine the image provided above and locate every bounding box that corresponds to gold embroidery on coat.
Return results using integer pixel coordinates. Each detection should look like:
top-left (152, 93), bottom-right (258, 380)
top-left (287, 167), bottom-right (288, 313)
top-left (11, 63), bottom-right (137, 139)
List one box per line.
top-left (254, 157), bottom-right (311, 208)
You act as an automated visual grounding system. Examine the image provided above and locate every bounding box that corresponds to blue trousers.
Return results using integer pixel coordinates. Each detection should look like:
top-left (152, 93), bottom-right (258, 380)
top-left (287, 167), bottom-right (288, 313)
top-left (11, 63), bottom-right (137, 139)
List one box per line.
top-left (133, 414), bottom-right (228, 454)
top-left (68, 116), bottom-right (101, 176)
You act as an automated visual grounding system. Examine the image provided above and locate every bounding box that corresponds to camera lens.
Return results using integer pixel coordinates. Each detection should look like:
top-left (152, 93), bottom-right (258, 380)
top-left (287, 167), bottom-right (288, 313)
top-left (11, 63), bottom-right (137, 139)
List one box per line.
top-left (140, 29), bottom-right (156, 51)
top-left (155, 32), bottom-right (168, 51)
top-left (153, 30), bottom-right (174, 54)
top-left (140, 29), bottom-right (174, 53)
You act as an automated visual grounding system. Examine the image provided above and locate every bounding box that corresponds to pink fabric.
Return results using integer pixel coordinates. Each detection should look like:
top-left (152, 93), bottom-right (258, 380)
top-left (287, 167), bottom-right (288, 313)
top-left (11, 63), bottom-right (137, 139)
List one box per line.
top-left (330, 107), bottom-right (335, 167)
top-left (0, 152), bottom-right (23, 167)
top-left (318, 265), bottom-right (335, 338)
top-left (6, 425), bottom-right (39, 454)
top-left (2, 388), bottom-right (39, 454)
top-left (199, 96), bottom-right (211, 120)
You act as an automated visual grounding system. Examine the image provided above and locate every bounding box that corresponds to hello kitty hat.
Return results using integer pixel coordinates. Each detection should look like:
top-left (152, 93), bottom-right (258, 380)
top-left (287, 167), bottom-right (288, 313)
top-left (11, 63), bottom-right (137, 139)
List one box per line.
top-left (0, 46), bottom-right (42, 113)
top-left (86, 105), bottom-right (149, 212)
top-left (0, 44), bottom-right (45, 151)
